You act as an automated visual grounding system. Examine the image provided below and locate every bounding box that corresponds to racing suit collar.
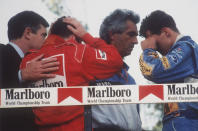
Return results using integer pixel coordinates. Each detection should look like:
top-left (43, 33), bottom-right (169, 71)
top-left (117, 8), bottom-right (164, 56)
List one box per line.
top-left (171, 34), bottom-right (184, 49)
top-left (175, 34), bottom-right (184, 43)
top-left (43, 34), bottom-right (78, 47)
top-left (123, 62), bottom-right (129, 71)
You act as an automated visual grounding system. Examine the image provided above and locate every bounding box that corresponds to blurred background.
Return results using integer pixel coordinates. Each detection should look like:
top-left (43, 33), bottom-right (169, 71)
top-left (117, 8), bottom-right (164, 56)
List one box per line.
top-left (1, 0), bottom-right (198, 130)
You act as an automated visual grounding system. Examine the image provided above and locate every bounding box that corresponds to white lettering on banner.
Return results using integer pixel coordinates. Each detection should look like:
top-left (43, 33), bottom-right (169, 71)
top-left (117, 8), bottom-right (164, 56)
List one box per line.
top-left (1, 83), bottom-right (198, 108)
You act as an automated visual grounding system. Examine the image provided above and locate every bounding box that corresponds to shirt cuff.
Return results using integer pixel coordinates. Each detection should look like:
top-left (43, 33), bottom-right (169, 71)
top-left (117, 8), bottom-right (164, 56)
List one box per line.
top-left (18, 70), bottom-right (24, 83)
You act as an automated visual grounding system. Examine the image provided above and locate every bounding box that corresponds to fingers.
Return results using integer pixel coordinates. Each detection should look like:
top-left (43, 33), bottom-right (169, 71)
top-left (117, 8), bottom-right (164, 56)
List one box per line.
top-left (40, 74), bottom-right (56, 79)
top-left (41, 58), bottom-right (60, 73)
top-left (41, 57), bottom-right (58, 65)
top-left (63, 17), bottom-right (87, 38)
top-left (141, 37), bottom-right (157, 50)
top-left (22, 55), bottom-right (61, 81)
top-left (41, 61), bottom-right (60, 69)
top-left (63, 17), bottom-right (77, 26)
top-left (41, 66), bottom-right (59, 73)
top-left (67, 25), bottom-right (77, 34)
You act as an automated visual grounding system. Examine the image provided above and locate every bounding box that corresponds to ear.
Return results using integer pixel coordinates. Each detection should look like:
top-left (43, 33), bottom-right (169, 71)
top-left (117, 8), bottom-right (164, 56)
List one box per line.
top-left (145, 30), bottom-right (152, 38)
top-left (161, 27), bottom-right (171, 37)
top-left (109, 31), bottom-right (115, 41)
top-left (70, 35), bottom-right (76, 40)
top-left (70, 35), bottom-right (83, 43)
top-left (23, 27), bottom-right (33, 40)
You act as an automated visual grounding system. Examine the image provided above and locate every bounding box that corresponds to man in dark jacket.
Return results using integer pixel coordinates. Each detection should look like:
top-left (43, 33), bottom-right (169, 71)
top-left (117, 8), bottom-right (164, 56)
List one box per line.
top-left (0, 11), bottom-right (59, 131)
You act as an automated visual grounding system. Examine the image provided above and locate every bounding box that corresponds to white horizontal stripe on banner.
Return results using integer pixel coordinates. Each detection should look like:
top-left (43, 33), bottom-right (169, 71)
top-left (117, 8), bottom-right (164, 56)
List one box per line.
top-left (0, 83), bottom-right (198, 108)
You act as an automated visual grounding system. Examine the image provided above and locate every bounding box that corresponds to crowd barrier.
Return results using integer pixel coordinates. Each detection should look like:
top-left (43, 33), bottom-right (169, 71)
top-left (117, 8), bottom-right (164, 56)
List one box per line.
top-left (1, 83), bottom-right (198, 108)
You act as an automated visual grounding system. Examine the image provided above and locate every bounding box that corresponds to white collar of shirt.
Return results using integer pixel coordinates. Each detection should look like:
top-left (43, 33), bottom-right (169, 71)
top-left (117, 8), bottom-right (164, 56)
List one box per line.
top-left (175, 34), bottom-right (184, 43)
top-left (8, 42), bottom-right (24, 58)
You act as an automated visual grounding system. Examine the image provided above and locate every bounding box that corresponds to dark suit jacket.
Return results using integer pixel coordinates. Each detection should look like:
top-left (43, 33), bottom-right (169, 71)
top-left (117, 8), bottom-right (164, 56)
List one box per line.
top-left (0, 44), bottom-right (38, 131)
top-left (0, 44), bottom-right (4, 88)
top-left (1, 44), bottom-right (21, 89)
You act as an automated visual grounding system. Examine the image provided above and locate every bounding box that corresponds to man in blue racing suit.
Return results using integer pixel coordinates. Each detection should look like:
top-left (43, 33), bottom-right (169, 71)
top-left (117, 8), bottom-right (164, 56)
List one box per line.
top-left (139, 10), bottom-right (198, 131)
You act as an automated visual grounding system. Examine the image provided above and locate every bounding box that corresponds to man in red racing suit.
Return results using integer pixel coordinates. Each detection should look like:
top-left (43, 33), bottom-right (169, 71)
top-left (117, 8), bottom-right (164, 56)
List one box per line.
top-left (21, 17), bottom-right (123, 131)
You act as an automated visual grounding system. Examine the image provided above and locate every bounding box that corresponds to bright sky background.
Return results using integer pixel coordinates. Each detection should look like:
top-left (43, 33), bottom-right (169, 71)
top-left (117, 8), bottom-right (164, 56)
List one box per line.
top-left (63, 0), bottom-right (198, 85)
top-left (1, 0), bottom-right (198, 85)
top-left (1, 0), bottom-right (198, 129)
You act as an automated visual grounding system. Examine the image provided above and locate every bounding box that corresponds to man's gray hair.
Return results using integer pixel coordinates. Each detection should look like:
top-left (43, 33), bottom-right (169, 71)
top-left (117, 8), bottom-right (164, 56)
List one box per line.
top-left (99, 9), bottom-right (140, 44)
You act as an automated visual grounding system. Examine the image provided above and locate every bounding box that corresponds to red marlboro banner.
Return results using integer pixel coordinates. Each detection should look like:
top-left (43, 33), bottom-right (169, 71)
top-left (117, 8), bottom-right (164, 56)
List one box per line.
top-left (139, 85), bottom-right (164, 100)
top-left (58, 88), bottom-right (83, 104)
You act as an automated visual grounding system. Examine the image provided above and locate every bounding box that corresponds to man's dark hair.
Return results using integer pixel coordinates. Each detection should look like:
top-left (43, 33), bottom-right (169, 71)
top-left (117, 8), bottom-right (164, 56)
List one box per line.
top-left (99, 9), bottom-right (140, 44)
top-left (8, 11), bottom-right (49, 41)
top-left (139, 10), bottom-right (180, 38)
top-left (50, 16), bottom-right (73, 38)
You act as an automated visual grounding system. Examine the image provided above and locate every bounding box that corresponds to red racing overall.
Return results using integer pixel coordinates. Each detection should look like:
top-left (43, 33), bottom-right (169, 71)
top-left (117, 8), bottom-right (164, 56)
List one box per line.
top-left (21, 33), bottom-right (123, 131)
